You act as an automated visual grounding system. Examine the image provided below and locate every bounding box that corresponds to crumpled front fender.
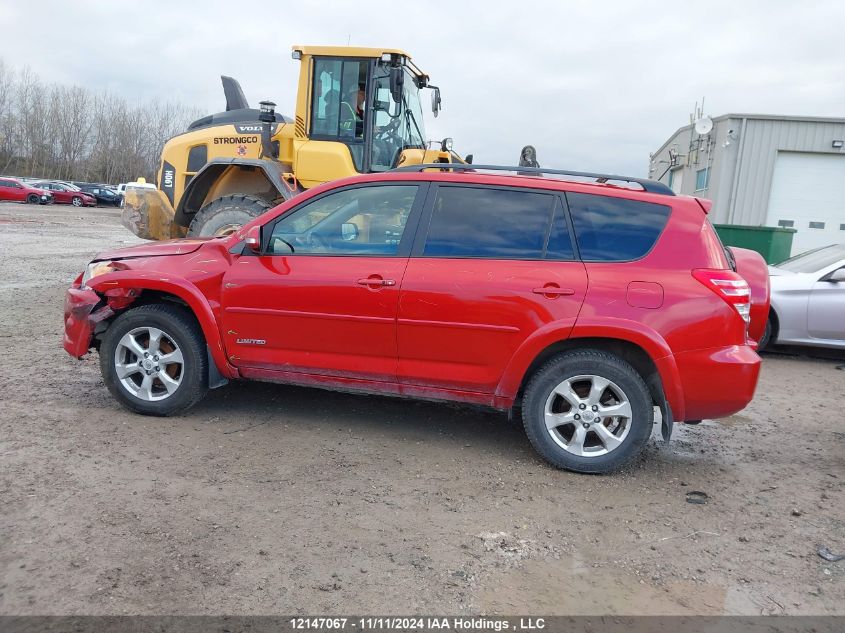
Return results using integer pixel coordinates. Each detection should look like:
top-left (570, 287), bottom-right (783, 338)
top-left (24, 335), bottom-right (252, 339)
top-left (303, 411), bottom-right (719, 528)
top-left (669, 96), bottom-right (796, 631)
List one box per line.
top-left (88, 272), bottom-right (238, 379)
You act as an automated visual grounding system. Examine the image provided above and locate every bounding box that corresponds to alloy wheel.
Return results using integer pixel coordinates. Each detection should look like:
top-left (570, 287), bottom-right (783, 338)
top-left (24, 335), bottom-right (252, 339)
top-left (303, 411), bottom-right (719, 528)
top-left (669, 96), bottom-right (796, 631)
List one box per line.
top-left (544, 374), bottom-right (633, 457)
top-left (113, 326), bottom-right (184, 401)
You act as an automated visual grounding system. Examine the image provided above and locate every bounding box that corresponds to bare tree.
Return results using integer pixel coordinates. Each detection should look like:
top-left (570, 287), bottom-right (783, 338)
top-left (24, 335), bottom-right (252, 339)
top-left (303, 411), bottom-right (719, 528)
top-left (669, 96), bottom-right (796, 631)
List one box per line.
top-left (0, 59), bottom-right (16, 173)
top-left (0, 58), bottom-right (201, 185)
top-left (52, 85), bottom-right (93, 180)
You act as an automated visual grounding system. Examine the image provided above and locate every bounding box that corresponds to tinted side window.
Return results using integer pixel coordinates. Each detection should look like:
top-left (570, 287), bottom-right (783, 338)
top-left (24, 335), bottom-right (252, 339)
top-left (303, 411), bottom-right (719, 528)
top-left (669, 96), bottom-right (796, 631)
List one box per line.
top-left (424, 186), bottom-right (554, 259)
top-left (566, 192), bottom-right (670, 261)
top-left (546, 199), bottom-right (575, 260)
top-left (311, 58), bottom-right (368, 142)
top-left (269, 185), bottom-right (418, 256)
top-left (187, 144), bottom-right (208, 172)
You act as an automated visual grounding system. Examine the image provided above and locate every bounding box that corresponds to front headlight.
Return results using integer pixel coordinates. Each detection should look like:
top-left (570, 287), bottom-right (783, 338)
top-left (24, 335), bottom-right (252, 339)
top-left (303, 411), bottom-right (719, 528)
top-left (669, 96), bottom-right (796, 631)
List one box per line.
top-left (81, 261), bottom-right (124, 288)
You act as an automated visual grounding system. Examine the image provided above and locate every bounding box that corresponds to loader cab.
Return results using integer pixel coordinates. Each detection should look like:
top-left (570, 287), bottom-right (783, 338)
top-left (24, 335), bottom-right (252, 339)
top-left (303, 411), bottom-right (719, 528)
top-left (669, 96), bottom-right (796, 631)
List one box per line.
top-left (293, 47), bottom-right (430, 186)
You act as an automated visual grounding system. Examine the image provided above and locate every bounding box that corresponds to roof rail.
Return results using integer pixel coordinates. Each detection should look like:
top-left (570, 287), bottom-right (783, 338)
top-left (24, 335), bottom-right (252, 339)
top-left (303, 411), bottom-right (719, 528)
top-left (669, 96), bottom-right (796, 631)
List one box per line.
top-left (393, 163), bottom-right (676, 196)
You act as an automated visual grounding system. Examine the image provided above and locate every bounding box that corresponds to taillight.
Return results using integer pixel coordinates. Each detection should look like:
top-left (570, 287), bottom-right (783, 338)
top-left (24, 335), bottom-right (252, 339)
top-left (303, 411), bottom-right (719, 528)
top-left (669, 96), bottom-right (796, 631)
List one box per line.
top-left (692, 269), bottom-right (751, 325)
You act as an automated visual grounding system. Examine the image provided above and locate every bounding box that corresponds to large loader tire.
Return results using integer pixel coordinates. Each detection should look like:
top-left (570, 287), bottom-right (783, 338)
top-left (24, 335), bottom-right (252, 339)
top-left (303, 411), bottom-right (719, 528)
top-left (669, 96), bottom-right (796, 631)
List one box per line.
top-left (187, 194), bottom-right (272, 237)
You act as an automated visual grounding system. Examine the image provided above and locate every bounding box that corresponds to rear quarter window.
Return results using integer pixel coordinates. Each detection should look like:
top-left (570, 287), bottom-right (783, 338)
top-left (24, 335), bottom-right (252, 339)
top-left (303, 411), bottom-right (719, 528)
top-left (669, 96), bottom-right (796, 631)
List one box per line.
top-left (566, 192), bottom-right (671, 262)
top-left (423, 186), bottom-right (556, 259)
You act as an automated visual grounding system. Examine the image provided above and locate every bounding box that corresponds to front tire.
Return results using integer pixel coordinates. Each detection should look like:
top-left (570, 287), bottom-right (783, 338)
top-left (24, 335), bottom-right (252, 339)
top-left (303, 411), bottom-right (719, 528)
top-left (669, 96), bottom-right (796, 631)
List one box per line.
top-left (522, 350), bottom-right (654, 474)
top-left (27, 194), bottom-right (39, 204)
top-left (71, 196), bottom-right (83, 207)
top-left (99, 304), bottom-right (208, 416)
top-left (187, 194), bottom-right (271, 237)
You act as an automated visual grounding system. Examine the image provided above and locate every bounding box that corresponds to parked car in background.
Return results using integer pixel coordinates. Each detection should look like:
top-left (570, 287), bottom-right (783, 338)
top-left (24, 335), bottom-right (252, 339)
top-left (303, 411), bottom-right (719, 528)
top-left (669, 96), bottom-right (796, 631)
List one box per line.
top-left (78, 184), bottom-right (121, 206)
top-left (0, 177), bottom-right (53, 204)
top-left (64, 164), bottom-right (769, 474)
top-left (33, 181), bottom-right (97, 207)
top-left (761, 244), bottom-right (845, 350)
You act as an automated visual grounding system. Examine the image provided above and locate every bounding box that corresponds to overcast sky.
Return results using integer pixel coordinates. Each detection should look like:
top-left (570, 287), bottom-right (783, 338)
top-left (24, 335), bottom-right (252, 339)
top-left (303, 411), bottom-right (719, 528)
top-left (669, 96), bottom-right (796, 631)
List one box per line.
top-left (1, 0), bottom-right (843, 177)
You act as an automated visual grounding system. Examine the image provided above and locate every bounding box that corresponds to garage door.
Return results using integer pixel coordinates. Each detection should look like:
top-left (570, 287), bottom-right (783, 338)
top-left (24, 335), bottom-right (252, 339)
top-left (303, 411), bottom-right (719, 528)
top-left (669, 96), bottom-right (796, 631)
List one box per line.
top-left (765, 151), bottom-right (845, 256)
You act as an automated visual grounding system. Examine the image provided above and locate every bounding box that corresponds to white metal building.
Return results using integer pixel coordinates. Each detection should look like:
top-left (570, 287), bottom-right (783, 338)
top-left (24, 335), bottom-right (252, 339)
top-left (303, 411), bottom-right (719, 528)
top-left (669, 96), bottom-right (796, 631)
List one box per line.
top-left (648, 114), bottom-right (845, 255)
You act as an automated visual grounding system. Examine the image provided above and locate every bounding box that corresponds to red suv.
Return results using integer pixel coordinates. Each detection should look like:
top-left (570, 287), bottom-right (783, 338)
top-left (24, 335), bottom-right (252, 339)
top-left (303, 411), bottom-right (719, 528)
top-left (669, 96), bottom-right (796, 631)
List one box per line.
top-left (63, 165), bottom-right (769, 473)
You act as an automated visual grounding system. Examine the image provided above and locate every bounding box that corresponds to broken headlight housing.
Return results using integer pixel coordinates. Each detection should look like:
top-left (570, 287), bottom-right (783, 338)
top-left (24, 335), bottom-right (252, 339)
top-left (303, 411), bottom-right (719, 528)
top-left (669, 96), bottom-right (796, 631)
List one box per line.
top-left (81, 261), bottom-right (125, 288)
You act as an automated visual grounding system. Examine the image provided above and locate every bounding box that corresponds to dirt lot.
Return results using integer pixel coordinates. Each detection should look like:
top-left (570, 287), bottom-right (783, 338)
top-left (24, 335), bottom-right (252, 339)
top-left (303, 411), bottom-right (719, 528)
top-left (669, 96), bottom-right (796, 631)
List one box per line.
top-left (0, 201), bottom-right (843, 616)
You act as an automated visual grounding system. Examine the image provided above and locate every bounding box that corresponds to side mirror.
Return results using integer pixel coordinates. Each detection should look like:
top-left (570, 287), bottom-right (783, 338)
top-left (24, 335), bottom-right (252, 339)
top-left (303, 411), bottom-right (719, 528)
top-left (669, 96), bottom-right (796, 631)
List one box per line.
top-left (389, 67), bottom-right (404, 104)
top-left (341, 222), bottom-right (359, 241)
top-left (244, 225), bottom-right (261, 254)
top-left (430, 86), bottom-right (442, 118)
top-left (823, 267), bottom-right (845, 282)
top-left (464, 154), bottom-right (473, 164)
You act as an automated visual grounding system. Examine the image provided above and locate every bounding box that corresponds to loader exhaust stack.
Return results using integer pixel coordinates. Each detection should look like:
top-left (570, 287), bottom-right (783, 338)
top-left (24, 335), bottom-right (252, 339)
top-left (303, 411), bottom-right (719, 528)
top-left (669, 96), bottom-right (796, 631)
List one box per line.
top-left (259, 101), bottom-right (278, 160)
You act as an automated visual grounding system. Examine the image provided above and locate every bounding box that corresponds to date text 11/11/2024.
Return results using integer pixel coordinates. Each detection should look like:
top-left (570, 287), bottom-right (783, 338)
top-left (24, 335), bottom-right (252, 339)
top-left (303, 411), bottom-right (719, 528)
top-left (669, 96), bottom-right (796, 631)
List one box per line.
top-left (289, 617), bottom-right (547, 631)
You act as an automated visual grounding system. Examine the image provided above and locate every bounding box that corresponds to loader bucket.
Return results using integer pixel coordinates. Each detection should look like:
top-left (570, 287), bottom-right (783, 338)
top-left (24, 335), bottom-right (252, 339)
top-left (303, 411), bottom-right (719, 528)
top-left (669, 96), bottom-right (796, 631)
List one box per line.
top-left (120, 188), bottom-right (186, 241)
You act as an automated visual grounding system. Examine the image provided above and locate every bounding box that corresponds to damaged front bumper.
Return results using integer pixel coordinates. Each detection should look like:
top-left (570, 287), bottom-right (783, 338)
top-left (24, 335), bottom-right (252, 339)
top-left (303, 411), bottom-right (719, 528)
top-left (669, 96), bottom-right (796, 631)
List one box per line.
top-left (62, 279), bottom-right (112, 358)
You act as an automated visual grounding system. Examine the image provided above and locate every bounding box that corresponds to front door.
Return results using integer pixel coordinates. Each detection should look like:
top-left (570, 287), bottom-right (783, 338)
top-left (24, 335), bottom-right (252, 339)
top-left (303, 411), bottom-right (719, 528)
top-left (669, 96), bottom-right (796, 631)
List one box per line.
top-left (397, 185), bottom-right (588, 394)
top-left (221, 183), bottom-right (425, 383)
top-left (807, 267), bottom-right (845, 342)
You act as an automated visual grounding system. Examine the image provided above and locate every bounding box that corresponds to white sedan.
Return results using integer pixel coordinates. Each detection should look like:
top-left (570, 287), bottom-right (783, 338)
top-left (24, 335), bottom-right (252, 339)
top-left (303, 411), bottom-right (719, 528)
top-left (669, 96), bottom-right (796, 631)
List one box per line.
top-left (761, 244), bottom-right (845, 350)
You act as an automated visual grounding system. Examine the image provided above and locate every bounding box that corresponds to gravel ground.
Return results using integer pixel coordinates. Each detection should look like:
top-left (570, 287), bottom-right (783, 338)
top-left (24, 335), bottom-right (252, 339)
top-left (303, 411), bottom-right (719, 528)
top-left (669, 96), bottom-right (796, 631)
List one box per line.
top-left (0, 201), bottom-right (843, 615)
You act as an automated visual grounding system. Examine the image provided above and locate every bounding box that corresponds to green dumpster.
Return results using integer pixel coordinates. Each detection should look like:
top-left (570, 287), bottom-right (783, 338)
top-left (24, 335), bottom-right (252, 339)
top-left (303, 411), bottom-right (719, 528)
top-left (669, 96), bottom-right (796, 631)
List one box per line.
top-left (713, 224), bottom-right (797, 264)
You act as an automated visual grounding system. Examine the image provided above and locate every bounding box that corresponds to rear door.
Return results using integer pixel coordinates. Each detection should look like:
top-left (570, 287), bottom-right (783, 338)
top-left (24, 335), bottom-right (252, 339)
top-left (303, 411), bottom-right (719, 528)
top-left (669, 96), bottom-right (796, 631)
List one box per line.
top-left (221, 182), bottom-right (426, 382)
top-left (397, 184), bottom-right (588, 394)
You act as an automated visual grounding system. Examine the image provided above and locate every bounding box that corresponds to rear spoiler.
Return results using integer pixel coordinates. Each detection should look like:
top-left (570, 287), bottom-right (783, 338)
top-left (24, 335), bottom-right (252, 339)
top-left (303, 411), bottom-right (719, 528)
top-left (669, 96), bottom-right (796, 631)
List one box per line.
top-left (694, 197), bottom-right (712, 214)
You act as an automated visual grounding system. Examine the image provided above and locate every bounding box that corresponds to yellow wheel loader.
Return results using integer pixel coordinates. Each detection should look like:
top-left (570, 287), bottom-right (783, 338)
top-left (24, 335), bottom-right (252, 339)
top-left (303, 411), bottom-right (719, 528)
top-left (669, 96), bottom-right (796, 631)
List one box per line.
top-left (122, 45), bottom-right (469, 240)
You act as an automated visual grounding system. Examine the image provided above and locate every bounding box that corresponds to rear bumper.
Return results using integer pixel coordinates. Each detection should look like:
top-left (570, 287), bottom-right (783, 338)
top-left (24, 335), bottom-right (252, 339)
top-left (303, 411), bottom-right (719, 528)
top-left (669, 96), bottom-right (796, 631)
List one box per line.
top-left (63, 284), bottom-right (107, 358)
top-left (674, 344), bottom-right (761, 421)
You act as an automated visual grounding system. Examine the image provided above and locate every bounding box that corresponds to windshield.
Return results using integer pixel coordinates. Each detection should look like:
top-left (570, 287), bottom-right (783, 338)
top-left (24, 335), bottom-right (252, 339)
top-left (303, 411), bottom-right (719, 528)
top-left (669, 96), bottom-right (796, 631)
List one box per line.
top-left (775, 244), bottom-right (845, 272)
top-left (370, 66), bottom-right (426, 171)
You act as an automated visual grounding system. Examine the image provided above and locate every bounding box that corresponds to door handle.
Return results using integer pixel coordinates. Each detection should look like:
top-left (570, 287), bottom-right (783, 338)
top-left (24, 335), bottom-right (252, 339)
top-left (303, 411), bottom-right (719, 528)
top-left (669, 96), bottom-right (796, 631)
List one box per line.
top-left (357, 277), bottom-right (396, 287)
top-left (532, 285), bottom-right (575, 297)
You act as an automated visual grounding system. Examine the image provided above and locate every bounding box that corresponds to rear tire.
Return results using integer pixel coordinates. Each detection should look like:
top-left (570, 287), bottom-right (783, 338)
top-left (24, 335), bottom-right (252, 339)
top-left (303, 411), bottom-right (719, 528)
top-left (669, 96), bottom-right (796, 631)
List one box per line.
top-left (759, 316), bottom-right (773, 351)
top-left (522, 349), bottom-right (654, 474)
top-left (99, 304), bottom-right (208, 416)
top-left (187, 194), bottom-right (271, 237)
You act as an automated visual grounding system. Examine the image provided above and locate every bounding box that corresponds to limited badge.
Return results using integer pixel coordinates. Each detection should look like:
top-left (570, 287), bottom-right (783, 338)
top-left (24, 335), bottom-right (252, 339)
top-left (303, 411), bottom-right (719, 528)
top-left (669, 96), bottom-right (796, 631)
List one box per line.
top-left (236, 338), bottom-right (266, 345)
